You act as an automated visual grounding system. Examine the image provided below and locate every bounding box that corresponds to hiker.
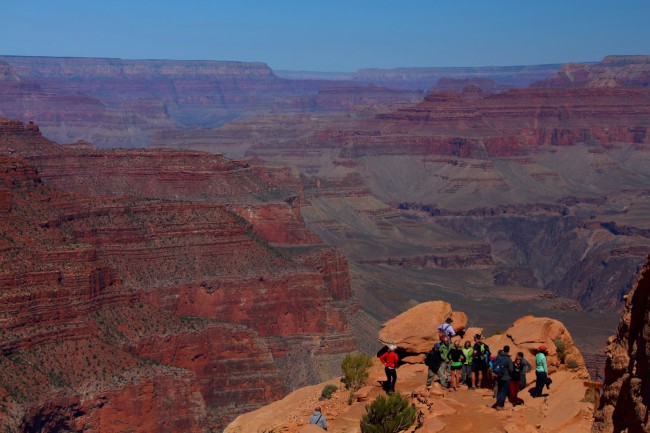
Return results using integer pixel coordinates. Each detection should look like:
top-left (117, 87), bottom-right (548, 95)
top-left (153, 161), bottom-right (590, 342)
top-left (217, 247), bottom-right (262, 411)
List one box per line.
top-left (438, 317), bottom-right (456, 340)
top-left (532, 345), bottom-right (549, 397)
top-left (461, 340), bottom-right (474, 388)
top-left (508, 354), bottom-right (525, 406)
top-left (438, 336), bottom-right (451, 389)
top-left (425, 343), bottom-right (443, 389)
top-left (492, 345), bottom-right (514, 410)
top-left (448, 340), bottom-right (466, 391)
top-left (308, 406), bottom-right (328, 430)
top-left (518, 351), bottom-right (532, 388)
top-left (379, 345), bottom-right (399, 394)
top-left (472, 334), bottom-right (488, 389)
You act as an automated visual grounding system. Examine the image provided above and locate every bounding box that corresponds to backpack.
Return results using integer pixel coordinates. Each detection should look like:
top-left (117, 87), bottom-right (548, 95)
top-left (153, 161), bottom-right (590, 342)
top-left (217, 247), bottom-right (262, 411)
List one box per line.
top-left (424, 351), bottom-right (435, 368)
top-left (491, 355), bottom-right (506, 378)
top-left (480, 343), bottom-right (491, 364)
top-left (437, 323), bottom-right (452, 338)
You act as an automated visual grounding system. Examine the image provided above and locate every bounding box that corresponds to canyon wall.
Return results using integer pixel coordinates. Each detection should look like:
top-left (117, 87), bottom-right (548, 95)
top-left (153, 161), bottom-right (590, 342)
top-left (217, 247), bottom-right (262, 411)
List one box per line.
top-left (0, 119), bottom-right (357, 432)
top-left (593, 254), bottom-right (650, 433)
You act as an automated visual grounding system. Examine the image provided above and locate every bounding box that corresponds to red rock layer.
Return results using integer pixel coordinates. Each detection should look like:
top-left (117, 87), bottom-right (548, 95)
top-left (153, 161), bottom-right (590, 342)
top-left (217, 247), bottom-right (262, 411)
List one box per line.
top-left (593, 254), bottom-right (650, 433)
top-left (0, 120), bottom-right (357, 432)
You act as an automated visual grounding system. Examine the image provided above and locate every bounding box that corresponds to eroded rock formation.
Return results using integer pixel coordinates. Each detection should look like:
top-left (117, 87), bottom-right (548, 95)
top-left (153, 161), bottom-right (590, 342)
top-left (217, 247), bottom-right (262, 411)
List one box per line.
top-left (0, 119), bottom-right (357, 432)
top-left (593, 254), bottom-right (650, 433)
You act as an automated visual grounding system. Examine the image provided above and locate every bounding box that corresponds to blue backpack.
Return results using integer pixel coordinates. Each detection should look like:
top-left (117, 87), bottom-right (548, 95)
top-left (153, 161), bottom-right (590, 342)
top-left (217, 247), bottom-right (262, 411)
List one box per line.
top-left (491, 355), bottom-right (506, 378)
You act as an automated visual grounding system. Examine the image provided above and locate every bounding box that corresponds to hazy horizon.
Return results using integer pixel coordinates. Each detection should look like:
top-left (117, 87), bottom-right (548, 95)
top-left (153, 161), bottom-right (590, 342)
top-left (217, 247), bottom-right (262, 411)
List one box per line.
top-left (2, 0), bottom-right (649, 72)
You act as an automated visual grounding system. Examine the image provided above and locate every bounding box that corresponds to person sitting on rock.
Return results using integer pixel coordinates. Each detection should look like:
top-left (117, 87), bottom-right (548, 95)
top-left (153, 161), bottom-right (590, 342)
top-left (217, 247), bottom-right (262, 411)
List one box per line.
top-left (532, 345), bottom-right (549, 398)
top-left (308, 406), bottom-right (327, 430)
top-left (379, 345), bottom-right (399, 394)
top-left (425, 342), bottom-right (443, 390)
top-left (437, 317), bottom-right (456, 340)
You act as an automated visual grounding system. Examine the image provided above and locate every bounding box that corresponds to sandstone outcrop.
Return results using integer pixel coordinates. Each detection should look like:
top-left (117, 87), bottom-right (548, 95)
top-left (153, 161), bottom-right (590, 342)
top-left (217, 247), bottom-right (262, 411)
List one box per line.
top-left (225, 301), bottom-right (594, 433)
top-left (485, 316), bottom-right (588, 376)
top-left (593, 254), bottom-right (650, 433)
top-left (378, 301), bottom-right (467, 355)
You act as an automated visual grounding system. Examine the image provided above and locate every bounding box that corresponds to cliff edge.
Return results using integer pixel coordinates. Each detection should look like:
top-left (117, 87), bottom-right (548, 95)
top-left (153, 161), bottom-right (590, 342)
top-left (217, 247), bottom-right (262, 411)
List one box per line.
top-left (593, 254), bottom-right (650, 433)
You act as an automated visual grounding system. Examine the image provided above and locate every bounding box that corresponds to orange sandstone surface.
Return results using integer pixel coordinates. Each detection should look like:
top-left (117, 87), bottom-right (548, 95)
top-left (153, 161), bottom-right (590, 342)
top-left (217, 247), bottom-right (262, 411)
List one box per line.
top-left (225, 301), bottom-right (594, 433)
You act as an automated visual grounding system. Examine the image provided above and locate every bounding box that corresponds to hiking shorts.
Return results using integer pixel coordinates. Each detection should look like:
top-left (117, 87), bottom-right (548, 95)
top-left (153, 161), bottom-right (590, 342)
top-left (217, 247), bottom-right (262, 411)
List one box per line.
top-left (472, 359), bottom-right (486, 372)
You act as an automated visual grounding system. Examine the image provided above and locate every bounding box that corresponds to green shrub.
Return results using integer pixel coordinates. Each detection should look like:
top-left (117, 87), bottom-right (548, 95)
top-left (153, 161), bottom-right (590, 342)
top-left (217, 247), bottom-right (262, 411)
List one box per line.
top-left (566, 358), bottom-right (579, 369)
top-left (320, 384), bottom-right (338, 400)
top-left (360, 393), bottom-right (417, 433)
top-left (553, 338), bottom-right (567, 363)
top-left (341, 353), bottom-right (373, 391)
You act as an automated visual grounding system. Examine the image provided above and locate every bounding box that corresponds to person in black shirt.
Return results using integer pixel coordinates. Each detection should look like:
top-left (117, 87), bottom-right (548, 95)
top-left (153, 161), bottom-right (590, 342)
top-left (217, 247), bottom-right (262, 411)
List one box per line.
top-left (472, 334), bottom-right (487, 389)
top-left (448, 340), bottom-right (465, 391)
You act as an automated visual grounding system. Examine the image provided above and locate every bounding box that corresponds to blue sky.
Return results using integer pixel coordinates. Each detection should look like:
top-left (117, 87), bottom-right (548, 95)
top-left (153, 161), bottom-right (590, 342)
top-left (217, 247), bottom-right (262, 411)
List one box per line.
top-left (1, 0), bottom-right (649, 71)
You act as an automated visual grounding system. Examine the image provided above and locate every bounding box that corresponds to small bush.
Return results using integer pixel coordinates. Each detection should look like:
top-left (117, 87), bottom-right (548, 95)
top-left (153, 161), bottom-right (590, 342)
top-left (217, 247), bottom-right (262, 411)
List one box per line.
top-left (320, 384), bottom-right (338, 400)
top-left (341, 353), bottom-right (373, 391)
top-left (553, 338), bottom-right (567, 363)
top-left (567, 358), bottom-right (579, 369)
top-left (360, 393), bottom-right (417, 433)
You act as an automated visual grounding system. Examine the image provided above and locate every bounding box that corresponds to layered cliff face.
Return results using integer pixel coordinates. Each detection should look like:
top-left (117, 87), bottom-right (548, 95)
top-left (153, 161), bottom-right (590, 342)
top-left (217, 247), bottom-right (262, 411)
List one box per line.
top-left (593, 255), bottom-right (650, 433)
top-left (151, 59), bottom-right (650, 379)
top-left (0, 56), bottom-right (426, 148)
top-left (0, 119), bottom-right (356, 432)
top-left (533, 55), bottom-right (650, 89)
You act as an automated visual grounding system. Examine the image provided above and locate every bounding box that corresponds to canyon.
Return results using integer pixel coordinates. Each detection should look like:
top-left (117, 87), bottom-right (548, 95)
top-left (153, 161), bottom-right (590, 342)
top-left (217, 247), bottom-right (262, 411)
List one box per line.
top-left (1, 54), bottom-right (649, 432)
top-left (0, 119), bottom-right (356, 431)
top-left (152, 56), bottom-right (650, 373)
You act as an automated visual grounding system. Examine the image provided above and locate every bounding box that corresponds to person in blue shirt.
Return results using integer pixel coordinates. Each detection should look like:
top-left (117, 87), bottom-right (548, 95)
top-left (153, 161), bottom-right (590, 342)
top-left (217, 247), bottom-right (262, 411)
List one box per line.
top-left (309, 406), bottom-right (328, 430)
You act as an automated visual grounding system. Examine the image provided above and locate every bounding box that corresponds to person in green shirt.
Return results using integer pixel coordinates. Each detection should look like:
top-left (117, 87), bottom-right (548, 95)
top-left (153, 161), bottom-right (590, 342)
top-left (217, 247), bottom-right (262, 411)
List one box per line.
top-left (461, 340), bottom-right (474, 388)
top-left (532, 345), bottom-right (549, 397)
top-left (437, 336), bottom-right (451, 389)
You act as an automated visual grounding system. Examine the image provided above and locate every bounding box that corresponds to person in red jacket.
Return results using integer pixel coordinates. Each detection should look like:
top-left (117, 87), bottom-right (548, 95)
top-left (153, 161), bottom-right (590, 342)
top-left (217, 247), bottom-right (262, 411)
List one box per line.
top-left (380, 345), bottom-right (399, 394)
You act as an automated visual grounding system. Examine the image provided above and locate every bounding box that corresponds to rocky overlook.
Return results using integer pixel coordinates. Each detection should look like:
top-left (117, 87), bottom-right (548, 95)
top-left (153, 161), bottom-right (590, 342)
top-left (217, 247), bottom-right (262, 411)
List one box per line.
top-left (225, 301), bottom-right (594, 433)
top-left (0, 119), bottom-right (357, 432)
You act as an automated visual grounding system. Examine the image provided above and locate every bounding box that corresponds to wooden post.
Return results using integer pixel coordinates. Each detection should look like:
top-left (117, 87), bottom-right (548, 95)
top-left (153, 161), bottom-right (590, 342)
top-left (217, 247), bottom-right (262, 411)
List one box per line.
top-left (583, 381), bottom-right (605, 414)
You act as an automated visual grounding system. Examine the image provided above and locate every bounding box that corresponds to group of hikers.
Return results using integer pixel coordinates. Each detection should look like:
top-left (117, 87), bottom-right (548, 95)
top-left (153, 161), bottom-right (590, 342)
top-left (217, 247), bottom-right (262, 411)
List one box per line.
top-left (379, 317), bottom-right (552, 410)
top-left (308, 317), bottom-right (553, 429)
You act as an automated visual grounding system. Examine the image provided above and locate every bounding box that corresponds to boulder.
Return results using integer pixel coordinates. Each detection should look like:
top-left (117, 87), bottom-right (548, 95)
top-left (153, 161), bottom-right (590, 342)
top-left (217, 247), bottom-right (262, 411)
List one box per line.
top-left (484, 315), bottom-right (587, 375)
top-left (378, 301), bottom-right (467, 354)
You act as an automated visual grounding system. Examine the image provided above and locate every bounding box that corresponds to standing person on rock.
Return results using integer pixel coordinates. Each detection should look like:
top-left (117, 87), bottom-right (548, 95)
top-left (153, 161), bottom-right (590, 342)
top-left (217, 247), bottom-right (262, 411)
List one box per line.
top-left (518, 351), bottom-right (532, 389)
top-left (461, 340), bottom-right (474, 388)
top-left (472, 334), bottom-right (488, 389)
top-left (379, 345), bottom-right (399, 394)
top-left (492, 345), bottom-right (514, 410)
top-left (425, 343), bottom-right (443, 390)
top-left (448, 340), bottom-right (466, 391)
top-left (532, 345), bottom-right (549, 398)
top-left (438, 336), bottom-right (451, 390)
top-left (508, 354), bottom-right (525, 406)
top-left (308, 406), bottom-right (328, 430)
